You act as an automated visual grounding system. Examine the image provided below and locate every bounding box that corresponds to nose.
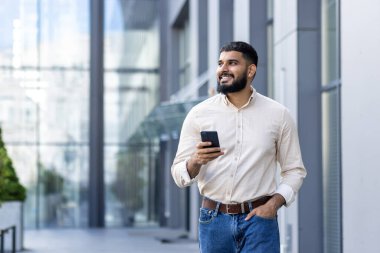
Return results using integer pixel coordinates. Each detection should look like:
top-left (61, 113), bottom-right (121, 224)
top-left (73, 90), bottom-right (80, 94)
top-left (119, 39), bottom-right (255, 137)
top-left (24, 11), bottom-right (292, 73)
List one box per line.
top-left (219, 62), bottom-right (228, 72)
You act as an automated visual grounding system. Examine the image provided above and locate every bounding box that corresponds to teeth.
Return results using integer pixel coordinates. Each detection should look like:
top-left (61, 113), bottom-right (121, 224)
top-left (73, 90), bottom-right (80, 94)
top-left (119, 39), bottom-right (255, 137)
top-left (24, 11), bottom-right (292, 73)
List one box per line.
top-left (221, 76), bottom-right (230, 82)
top-left (221, 73), bottom-right (232, 79)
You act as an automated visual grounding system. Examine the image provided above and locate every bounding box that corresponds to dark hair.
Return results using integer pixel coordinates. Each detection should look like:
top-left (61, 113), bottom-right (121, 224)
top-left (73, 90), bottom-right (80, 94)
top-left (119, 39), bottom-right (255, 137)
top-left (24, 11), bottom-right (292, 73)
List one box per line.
top-left (220, 41), bottom-right (258, 66)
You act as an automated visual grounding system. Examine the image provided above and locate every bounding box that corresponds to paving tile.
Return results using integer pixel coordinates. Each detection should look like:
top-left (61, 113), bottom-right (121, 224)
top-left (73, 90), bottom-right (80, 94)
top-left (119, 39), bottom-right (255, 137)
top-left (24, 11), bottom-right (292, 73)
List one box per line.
top-left (24, 228), bottom-right (199, 253)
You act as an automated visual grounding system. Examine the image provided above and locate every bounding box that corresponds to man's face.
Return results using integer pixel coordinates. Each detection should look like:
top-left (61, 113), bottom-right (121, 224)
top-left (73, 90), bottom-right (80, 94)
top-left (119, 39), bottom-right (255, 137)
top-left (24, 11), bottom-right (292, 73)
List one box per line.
top-left (216, 51), bottom-right (254, 94)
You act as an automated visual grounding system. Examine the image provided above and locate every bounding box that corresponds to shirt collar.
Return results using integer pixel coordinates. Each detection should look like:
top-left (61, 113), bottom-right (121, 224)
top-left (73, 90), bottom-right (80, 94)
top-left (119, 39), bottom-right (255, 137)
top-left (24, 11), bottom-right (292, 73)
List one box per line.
top-left (221, 86), bottom-right (257, 106)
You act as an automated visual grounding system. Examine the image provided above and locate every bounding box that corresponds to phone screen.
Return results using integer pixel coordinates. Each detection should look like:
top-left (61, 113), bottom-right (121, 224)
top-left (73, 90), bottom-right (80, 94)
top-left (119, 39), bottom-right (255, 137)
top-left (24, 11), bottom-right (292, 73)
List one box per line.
top-left (200, 131), bottom-right (220, 148)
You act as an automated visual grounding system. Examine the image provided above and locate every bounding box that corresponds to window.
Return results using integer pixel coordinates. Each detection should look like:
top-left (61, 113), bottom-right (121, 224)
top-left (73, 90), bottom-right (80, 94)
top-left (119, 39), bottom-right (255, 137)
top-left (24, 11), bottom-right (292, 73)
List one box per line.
top-left (0, 0), bottom-right (90, 228)
top-left (103, 0), bottom-right (160, 227)
top-left (178, 19), bottom-right (190, 89)
top-left (267, 0), bottom-right (274, 98)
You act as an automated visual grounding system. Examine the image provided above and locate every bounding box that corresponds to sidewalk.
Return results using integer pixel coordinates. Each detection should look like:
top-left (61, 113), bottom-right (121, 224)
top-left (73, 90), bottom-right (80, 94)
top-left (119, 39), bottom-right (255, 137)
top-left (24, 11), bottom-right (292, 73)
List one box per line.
top-left (24, 228), bottom-right (199, 253)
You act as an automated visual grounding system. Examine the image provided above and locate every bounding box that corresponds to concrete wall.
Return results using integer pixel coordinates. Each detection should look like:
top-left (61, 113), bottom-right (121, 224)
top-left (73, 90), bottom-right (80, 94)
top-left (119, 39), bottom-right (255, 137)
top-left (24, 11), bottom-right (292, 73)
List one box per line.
top-left (341, 1), bottom-right (380, 252)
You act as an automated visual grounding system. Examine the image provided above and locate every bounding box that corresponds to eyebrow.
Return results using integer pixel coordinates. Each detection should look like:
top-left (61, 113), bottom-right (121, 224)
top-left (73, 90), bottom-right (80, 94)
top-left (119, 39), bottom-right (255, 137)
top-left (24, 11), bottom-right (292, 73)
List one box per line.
top-left (218, 59), bottom-right (240, 63)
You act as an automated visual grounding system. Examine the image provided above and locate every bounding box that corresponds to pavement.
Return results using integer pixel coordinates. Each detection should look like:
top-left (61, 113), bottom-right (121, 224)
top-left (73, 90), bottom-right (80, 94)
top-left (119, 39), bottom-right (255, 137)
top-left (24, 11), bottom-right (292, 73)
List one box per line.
top-left (23, 228), bottom-right (199, 253)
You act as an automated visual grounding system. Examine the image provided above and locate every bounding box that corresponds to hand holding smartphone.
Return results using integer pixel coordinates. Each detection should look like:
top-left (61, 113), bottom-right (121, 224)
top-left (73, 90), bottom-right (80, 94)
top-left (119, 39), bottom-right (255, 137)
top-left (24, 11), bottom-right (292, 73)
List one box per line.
top-left (188, 131), bottom-right (223, 170)
top-left (200, 131), bottom-right (220, 148)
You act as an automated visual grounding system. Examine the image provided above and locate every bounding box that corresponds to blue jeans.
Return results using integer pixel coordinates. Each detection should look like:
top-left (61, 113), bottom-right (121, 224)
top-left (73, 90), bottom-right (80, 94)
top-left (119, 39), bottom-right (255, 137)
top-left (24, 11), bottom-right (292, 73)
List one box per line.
top-left (198, 206), bottom-right (280, 253)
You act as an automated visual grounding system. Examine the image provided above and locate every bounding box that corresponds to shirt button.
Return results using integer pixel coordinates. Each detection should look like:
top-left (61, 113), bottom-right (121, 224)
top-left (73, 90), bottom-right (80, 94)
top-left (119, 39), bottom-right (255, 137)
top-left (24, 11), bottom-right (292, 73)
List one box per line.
top-left (237, 140), bottom-right (240, 143)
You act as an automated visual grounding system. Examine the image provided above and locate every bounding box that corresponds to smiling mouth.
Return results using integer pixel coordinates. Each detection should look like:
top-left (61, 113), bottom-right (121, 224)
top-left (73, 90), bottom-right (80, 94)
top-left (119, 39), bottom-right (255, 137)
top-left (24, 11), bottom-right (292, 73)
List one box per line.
top-left (219, 73), bottom-right (234, 83)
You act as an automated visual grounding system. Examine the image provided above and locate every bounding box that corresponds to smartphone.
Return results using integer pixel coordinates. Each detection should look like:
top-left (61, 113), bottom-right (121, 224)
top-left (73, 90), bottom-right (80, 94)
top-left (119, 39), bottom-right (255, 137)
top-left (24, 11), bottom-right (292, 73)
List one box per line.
top-left (200, 131), bottom-right (220, 148)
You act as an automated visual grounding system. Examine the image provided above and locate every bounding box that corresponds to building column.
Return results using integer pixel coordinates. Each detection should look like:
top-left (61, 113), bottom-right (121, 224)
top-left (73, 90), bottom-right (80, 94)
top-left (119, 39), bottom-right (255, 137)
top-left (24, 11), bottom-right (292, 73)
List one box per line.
top-left (249, 0), bottom-right (268, 96)
top-left (89, 0), bottom-right (104, 227)
top-left (297, 0), bottom-right (323, 252)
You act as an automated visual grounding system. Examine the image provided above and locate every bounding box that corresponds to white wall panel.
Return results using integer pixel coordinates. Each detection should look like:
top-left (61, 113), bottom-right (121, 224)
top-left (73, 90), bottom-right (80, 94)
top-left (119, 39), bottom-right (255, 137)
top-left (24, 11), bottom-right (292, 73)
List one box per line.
top-left (207, 0), bottom-right (220, 91)
top-left (273, 4), bottom-right (299, 251)
top-left (274, 32), bottom-right (298, 118)
top-left (274, 0), bottom-right (297, 45)
top-left (341, 0), bottom-right (380, 252)
top-left (233, 0), bottom-right (250, 42)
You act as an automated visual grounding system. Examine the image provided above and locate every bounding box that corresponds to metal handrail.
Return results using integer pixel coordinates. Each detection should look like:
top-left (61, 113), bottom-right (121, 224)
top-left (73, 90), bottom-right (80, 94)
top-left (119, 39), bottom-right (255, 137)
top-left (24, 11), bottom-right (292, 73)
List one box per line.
top-left (0, 225), bottom-right (16, 253)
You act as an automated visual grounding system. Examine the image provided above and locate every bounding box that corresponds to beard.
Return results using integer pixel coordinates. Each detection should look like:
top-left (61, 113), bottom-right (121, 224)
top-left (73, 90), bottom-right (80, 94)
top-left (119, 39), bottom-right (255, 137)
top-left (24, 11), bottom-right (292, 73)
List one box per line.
top-left (217, 71), bottom-right (248, 95)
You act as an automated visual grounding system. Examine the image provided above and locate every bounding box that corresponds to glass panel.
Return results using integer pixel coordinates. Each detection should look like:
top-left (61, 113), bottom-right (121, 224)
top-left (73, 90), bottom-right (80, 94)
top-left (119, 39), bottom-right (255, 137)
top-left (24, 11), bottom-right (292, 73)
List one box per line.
top-left (179, 20), bottom-right (190, 88)
top-left (322, 89), bottom-right (342, 253)
top-left (104, 0), bottom-right (160, 227)
top-left (104, 72), bottom-right (159, 144)
top-left (267, 0), bottom-right (274, 20)
top-left (266, 0), bottom-right (274, 99)
top-left (322, 0), bottom-right (339, 85)
top-left (322, 0), bottom-right (341, 251)
top-left (0, 0), bottom-right (38, 67)
top-left (0, 0), bottom-right (89, 228)
top-left (38, 145), bottom-right (89, 227)
top-left (0, 82), bottom-right (38, 143)
top-left (105, 144), bottom-right (159, 227)
top-left (267, 24), bottom-right (274, 98)
top-left (39, 0), bottom-right (89, 68)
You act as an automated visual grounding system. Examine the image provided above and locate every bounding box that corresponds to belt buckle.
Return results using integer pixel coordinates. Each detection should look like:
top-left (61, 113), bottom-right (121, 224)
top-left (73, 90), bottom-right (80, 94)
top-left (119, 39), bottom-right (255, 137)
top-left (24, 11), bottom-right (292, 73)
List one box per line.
top-left (225, 204), bottom-right (237, 214)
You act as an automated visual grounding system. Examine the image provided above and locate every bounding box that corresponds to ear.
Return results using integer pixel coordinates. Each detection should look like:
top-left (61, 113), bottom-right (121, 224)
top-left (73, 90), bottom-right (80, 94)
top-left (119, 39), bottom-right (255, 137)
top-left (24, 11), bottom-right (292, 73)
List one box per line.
top-left (248, 64), bottom-right (257, 78)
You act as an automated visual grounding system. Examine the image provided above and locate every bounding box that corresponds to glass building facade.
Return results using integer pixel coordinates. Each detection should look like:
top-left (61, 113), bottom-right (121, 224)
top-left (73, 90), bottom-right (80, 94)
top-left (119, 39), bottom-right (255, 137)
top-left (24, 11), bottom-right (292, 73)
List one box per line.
top-left (0, 0), bottom-right (90, 228)
top-left (0, 0), bottom-right (160, 228)
top-left (1, 1), bottom-right (357, 251)
top-left (103, 0), bottom-right (160, 227)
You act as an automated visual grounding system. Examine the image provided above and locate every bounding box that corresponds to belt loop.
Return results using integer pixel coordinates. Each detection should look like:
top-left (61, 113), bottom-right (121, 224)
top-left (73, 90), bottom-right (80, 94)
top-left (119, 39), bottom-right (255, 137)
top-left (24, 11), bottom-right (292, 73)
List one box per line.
top-left (214, 202), bottom-right (221, 215)
top-left (248, 201), bottom-right (253, 212)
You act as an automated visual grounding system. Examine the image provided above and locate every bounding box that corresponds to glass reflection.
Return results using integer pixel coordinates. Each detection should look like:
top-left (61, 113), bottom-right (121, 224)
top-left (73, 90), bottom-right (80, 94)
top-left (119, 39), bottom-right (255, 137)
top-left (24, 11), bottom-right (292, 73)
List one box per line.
top-left (322, 90), bottom-right (341, 253)
top-left (322, 0), bottom-right (339, 85)
top-left (104, 0), bottom-right (160, 227)
top-left (321, 0), bottom-right (342, 251)
top-left (0, 0), bottom-right (89, 228)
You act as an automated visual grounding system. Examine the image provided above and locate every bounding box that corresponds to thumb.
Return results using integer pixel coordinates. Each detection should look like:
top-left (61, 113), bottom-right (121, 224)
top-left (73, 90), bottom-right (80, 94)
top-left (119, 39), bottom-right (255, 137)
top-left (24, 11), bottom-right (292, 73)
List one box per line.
top-left (245, 209), bottom-right (256, 221)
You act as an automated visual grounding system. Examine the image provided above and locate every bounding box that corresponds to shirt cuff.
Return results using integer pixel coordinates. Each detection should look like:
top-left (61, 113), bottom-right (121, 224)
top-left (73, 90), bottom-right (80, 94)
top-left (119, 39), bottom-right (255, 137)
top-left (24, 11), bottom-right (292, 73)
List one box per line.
top-left (178, 159), bottom-right (196, 187)
top-left (275, 184), bottom-right (295, 207)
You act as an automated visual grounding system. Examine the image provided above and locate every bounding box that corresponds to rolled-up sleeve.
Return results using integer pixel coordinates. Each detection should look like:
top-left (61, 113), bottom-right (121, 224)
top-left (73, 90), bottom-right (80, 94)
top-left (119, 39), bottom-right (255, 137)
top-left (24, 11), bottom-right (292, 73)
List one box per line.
top-left (275, 109), bottom-right (307, 206)
top-left (171, 109), bottom-right (199, 188)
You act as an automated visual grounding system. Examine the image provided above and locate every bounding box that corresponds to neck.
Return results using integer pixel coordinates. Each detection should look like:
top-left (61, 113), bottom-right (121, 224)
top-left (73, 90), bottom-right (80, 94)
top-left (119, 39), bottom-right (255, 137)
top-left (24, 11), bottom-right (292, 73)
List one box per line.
top-left (226, 85), bottom-right (253, 108)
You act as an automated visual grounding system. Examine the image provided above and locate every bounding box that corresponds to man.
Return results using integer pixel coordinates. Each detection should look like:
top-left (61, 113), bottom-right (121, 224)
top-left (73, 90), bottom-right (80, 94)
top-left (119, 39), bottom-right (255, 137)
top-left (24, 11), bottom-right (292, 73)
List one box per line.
top-left (171, 41), bottom-right (306, 253)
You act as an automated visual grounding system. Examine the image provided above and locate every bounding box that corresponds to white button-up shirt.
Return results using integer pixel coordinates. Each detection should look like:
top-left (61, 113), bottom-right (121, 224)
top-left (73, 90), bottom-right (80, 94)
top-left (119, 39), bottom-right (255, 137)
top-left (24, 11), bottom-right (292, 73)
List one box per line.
top-left (171, 89), bottom-right (307, 206)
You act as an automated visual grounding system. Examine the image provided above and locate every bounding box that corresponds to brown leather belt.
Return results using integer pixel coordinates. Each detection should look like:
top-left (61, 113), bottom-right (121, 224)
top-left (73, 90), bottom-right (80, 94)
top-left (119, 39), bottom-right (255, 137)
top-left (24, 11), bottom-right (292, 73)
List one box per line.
top-left (202, 196), bottom-right (271, 214)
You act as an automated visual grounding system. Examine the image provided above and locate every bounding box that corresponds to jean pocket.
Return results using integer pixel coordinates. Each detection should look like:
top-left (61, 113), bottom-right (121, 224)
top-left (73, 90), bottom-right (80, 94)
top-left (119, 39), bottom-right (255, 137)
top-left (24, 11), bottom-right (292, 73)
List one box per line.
top-left (254, 214), bottom-right (277, 221)
top-left (199, 208), bottom-right (216, 224)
